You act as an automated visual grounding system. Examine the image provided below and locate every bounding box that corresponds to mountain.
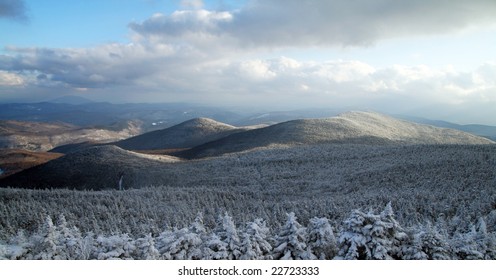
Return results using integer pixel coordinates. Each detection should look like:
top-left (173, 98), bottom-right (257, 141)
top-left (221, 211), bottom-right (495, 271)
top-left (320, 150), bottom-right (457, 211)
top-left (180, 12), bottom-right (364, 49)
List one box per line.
top-left (0, 145), bottom-right (179, 190)
top-left (2, 111), bottom-right (493, 190)
top-left (178, 111), bottom-right (495, 159)
top-left (0, 102), bottom-right (241, 129)
top-left (396, 115), bottom-right (496, 141)
top-left (47, 95), bottom-right (95, 105)
top-left (0, 149), bottom-right (63, 179)
top-left (0, 119), bottom-right (142, 151)
top-left (114, 117), bottom-right (249, 151)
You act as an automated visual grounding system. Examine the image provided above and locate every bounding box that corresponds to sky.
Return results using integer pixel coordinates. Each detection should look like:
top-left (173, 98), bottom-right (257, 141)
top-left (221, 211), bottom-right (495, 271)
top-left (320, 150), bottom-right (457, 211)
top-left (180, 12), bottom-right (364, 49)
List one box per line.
top-left (0, 0), bottom-right (496, 124)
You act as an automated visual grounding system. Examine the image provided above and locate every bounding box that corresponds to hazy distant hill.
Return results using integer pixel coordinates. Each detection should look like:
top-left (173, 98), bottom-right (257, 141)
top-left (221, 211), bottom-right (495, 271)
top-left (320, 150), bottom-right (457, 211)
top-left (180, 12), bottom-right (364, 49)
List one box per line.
top-left (0, 102), bottom-right (241, 129)
top-left (397, 115), bottom-right (496, 141)
top-left (0, 145), bottom-right (179, 190)
top-left (114, 118), bottom-right (248, 150)
top-left (179, 111), bottom-right (494, 159)
top-left (0, 119), bottom-right (142, 152)
top-left (47, 95), bottom-right (95, 105)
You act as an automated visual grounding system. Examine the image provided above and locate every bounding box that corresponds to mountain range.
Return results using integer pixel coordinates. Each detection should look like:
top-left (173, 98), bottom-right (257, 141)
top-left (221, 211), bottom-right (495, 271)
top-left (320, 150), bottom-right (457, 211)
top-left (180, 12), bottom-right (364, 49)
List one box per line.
top-left (1, 111), bottom-right (493, 190)
top-left (177, 111), bottom-right (494, 159)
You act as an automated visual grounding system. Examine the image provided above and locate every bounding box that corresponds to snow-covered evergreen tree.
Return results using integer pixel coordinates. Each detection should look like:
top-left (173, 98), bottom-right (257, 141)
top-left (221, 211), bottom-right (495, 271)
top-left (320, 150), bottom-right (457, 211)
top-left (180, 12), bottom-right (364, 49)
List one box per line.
top-left (55, 214), bottom-right (82, 259)
top-left (337, 203), bottom-right (407, 260)
top-left (31, 215), bottom-right (62, 260)
top-left (189, 212), bottom-right (207, 236)
top-left (474, 217), bottom-right (496, 259)
top-left (159, 227), bottom-right (203, 260)
top-left (401, 222), bottom-right (451, 260)
top-left (204, 213), bottom-right (241, 260)
top-left (239, 218), bottom-right (272, 260)
top-left (273, 212), bottom-right (314, 260)
top-left (135, 233), bottom-right (159, 260)
top-left (203, 233), bottom-right (228, 260)
top-left (95, 234), bottom-right (136, 260)
top-left (5, 230), bottom-right (31, 260)
top-left (306, 217), bottom-right (337, 259)
top-left (78, 232), bottom-right (95, 260)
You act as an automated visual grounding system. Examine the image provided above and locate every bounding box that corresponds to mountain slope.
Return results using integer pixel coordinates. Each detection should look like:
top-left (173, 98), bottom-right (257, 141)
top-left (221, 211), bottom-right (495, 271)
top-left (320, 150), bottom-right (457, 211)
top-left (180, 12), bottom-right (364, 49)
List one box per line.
top-left (396, 115), bottom-right (496, 141)
top-left (178, 111), bottom-right (494, 159)
top-left (0, 145), bottom-right (179, 190)
top-left (0, 120), bottom-right (142, 151)
top-left (0, 149), bottom-right (63, 179)
top-left (114, 117), bottom-right (247, 150)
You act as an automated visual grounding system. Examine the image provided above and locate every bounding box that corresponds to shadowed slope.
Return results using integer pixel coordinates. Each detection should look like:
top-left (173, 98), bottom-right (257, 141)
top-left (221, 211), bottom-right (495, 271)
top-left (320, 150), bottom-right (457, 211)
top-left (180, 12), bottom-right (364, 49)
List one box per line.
top-left (0, 145), bottom-right (179, 190)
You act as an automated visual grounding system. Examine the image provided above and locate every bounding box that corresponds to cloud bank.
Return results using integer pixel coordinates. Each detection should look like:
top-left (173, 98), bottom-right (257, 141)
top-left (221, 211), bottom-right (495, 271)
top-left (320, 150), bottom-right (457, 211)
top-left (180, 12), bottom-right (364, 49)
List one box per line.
top-left (1, 0), bottom-right (496, 124)
top-left (131, 0), bottom-right (496, 47)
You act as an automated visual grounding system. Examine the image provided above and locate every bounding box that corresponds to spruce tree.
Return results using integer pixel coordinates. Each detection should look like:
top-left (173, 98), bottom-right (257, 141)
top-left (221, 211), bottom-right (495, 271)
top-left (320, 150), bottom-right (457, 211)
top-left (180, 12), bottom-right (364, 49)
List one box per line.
top-left (273, 212), bottom-right (314, 260)
top-left (239, 218), bottom-right (273, 260)
top-left (307, 217), bottom-right (337, 259)
top-left (337, 203), bottom-right (407, 260)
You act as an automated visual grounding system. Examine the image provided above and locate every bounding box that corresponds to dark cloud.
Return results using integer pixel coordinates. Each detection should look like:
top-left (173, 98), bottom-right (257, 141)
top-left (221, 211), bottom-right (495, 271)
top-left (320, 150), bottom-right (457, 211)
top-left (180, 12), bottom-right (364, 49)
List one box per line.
top-left (131, 0), bottom-right (496, 47)
top-left (0, 0), bottom-right (28, 21)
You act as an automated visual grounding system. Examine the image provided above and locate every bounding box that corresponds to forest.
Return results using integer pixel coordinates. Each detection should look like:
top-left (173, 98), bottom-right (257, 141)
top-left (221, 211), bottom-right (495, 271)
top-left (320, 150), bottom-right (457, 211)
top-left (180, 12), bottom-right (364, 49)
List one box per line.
top-left (0, 143), bottom-right (495, 259)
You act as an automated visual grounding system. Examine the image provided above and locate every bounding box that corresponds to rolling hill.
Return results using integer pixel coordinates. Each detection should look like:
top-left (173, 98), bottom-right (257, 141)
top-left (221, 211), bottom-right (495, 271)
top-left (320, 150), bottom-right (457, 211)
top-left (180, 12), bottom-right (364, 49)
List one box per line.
top-left (0, 149), bottom-right (63, 179)
top-left (0, 145), bottom-right (179, 190)
top-left (1, 111), bottom-right (493, 190)
top-left (178, 111), bottom-right (494, 159)
top-left (0, 119), bottom-right (142, 152)
top-left (113, 117), bottom-right (249, 150)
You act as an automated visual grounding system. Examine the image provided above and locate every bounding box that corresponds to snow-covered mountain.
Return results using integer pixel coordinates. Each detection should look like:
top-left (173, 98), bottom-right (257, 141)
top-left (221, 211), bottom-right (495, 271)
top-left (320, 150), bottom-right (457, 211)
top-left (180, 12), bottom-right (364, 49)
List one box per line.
top-left (179, 111), bottom-right (494, 159)
top-left (114, 117), bottom-right (249, 151)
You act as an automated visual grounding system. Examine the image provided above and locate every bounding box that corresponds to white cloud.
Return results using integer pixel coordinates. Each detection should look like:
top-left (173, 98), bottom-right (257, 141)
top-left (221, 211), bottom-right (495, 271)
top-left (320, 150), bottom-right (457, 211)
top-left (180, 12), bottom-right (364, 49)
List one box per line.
top-left (1, 1), bottom-right (495, 123)
top-left (0, 70), bottom-right (24, 86)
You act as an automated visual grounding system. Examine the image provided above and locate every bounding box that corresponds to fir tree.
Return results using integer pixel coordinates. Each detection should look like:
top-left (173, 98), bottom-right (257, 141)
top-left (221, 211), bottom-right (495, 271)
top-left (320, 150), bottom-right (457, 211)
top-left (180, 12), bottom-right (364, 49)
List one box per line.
top-left (273, 212), bottom-right (314, 260)
top-left (402, 222), bottom-right (451, 260)
top-left (205, 213), bottom-right (241, 260)
top-left (160, 227), bottom-right (203, 260)
top-left (31, 215), bottom-right (61, 260)
top-left (239, 218), bottom-right (273, 260)
top-left (95, 234), bottom-right (136, 260)
top-left (306, 217), bottom-right (337, 259)
top-left (135, 233), bottom-right (160, 260)
top-left (337, 203), bottom-right (407, 260)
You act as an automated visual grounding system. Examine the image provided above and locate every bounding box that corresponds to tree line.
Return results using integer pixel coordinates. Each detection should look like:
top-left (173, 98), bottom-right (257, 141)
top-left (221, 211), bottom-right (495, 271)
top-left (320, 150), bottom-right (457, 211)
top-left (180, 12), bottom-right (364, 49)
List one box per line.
top-left (1, 203), bottom-right (495, 260)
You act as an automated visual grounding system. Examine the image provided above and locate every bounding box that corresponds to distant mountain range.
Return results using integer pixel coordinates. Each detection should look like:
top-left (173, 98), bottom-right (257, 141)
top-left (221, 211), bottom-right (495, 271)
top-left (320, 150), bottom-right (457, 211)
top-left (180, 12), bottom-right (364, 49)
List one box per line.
top-left (396, 115), bottom-right (496, 141)
top-left (1, 100), bottom-right (495, 140)
top-left (177, 111), bottom-right (494, 159)
top-left (1, 111), bottom-right (493, 190)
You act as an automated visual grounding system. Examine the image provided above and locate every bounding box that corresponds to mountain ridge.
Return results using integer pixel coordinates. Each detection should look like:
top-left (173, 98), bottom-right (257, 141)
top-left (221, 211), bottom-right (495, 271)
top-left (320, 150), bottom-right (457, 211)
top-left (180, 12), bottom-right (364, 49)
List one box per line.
top-left (177, 111), bottom-right (494, 159)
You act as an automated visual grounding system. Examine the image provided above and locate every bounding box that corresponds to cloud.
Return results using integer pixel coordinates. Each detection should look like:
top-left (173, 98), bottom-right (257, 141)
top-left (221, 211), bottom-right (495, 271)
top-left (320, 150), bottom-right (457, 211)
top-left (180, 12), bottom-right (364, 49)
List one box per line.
top-left (1, 1), bottom-right (495, 123)
top-left (0, 70), bottom-right (24, 86)
top-left (180, 0), bottom-right (204, 9)
top-left (0, 0), bottom-right (28, 21)
top-left (130, 0), bottom-right (496, 48)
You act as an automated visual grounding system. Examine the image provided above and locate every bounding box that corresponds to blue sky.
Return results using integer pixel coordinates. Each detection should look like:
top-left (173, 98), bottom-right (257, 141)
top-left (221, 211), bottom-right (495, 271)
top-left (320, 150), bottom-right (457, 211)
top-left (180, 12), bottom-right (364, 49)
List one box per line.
top-left (1, 0), bottom-right (496, 124)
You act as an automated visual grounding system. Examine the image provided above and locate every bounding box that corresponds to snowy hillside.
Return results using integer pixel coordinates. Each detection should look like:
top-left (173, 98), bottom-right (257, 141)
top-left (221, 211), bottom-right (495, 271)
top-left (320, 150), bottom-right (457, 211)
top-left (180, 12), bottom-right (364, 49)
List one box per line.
top-left (114, 117), bottom-right (248, 150)
top-left (179, 111), bottom-right (494, 159)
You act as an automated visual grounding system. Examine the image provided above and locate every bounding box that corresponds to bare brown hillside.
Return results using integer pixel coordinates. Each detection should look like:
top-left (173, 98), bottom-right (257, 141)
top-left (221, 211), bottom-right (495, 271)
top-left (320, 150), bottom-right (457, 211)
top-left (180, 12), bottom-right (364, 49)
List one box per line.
top-left (0, 120), bottom-right (142, 151)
